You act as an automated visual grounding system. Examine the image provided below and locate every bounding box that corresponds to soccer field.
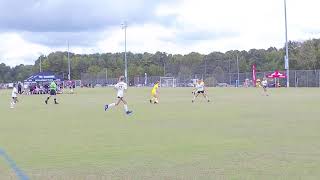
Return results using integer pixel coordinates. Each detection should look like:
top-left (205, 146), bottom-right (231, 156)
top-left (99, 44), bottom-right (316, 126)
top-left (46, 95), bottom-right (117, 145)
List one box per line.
top-left (0, 87), bottom-right (320, 179)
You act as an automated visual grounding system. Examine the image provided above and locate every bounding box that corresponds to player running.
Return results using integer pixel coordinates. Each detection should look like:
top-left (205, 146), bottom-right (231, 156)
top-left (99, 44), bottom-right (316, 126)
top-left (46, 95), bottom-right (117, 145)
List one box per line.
top-left (261, 78), bottom-right (269, 96)
top-left (192, 79), bottom-right (210, 103)
top-left (105, 76), bottom-right (133, 115)
top-left (150, 81), bottom-right (160, 104)
top-left (45, 80), bottom-right (59, 104)
top-left (10, 84), bottom-right (19, 108)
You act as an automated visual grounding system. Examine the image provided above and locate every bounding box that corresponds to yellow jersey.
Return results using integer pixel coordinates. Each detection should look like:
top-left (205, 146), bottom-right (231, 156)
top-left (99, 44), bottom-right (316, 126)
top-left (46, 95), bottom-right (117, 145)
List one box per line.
top-left (151, 83), bottom-right (159, 94)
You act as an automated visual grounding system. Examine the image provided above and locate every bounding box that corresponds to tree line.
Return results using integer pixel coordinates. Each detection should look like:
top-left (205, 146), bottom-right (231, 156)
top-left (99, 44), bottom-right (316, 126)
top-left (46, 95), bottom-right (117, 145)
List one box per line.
top-left (0, 38), bottom-right (319, 83)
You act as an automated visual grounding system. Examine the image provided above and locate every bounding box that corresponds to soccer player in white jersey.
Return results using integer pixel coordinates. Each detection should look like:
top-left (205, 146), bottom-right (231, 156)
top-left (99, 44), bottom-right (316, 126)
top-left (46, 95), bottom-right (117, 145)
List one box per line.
top-left (261, 78), bottom-right (269, 96)
top-left (10, 84), bottom-right (19, 108)
top-left (105, 76), bottom-right (133, 115)
top-left (192, 79), bottom-right (210, 103)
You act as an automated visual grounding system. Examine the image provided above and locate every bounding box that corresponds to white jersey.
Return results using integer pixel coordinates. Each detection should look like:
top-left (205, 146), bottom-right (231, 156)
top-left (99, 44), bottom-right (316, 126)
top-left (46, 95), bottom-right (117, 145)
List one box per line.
top-left (115, 81), bottom-right (127, 98)
top-left (262, 80), bottom-right (268, 87)
top-left (12, 87), bottom-right (18, 97)
top-left (196, 83), bottom-right (204, 91)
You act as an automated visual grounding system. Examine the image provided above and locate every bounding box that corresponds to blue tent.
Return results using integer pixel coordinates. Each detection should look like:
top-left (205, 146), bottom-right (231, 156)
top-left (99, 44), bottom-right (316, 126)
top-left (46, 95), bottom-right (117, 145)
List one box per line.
top-left (24, 72), bottom-right (63, 82)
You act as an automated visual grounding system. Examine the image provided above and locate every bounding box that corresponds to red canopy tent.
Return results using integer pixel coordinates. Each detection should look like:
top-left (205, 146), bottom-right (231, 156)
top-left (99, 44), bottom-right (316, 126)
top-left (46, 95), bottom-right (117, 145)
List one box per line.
top-left (266, 70), bottom-right (286, 87)
top-left (266, 70), bottom-right (287, 78)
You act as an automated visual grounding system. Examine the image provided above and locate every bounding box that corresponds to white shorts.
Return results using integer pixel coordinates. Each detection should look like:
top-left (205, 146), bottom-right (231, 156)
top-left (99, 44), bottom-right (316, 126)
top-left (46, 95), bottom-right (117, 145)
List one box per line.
top-left (117, 92), bottom-right (124, 98)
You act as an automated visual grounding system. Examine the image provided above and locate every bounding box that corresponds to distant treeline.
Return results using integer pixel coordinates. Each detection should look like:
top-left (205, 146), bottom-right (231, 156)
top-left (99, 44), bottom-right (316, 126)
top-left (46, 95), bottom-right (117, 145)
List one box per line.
top-left (0, 38), bottom-right (320, 83)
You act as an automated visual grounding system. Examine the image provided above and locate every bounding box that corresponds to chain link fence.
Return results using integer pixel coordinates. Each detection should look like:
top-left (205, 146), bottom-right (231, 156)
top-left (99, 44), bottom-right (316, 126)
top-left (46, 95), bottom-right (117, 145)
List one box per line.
top-left (81, 72), bottom-right (118, 86)
top-left (81, 70), bottom-right (320, 88)
top-left (291, 70), bottom-right (320, 87)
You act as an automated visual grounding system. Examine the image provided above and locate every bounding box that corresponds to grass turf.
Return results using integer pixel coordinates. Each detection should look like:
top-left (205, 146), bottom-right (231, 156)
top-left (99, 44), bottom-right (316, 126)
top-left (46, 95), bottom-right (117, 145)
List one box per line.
top-left (0, 87), bottom-right (320, 179)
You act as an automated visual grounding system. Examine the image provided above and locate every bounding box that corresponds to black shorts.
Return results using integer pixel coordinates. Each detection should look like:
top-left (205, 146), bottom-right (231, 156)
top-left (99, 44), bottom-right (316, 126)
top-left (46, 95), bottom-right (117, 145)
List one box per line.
top-left (50, 89), bottom-right (57, 95)
top-left (197, 91), bottom-right (205, 94)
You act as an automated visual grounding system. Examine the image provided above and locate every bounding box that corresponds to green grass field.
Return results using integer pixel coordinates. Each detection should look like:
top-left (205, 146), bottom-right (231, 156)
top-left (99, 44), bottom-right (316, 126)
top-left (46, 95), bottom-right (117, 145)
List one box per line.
top-left (0, 87), bottom-right (320, 180)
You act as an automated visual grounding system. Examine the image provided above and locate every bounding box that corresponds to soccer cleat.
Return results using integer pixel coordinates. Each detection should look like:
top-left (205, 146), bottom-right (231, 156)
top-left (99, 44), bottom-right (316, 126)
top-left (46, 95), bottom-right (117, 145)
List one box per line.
top-left (55, 102), bottom-right (59, 104)
top-left (192, 100), bottom-right (194, 103)
top-left (45, 100), bottom-right (48, 104)
top-left (126, 111), bottom-right (133, 115)
top-left (104, 104), bottom-right (109, 111)
top-left (149, 99), bottom-right (152, 104)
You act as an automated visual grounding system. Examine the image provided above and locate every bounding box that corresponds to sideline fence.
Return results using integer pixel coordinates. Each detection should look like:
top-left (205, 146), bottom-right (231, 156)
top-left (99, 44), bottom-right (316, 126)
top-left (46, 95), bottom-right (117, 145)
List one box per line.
top-left (81, 70), bottom-right (320, 87)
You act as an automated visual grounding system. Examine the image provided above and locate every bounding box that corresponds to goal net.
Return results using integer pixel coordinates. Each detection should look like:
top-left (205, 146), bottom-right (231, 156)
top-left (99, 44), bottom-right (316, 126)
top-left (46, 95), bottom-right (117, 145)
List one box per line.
top-left (160, 77), bottom-right (176, 88)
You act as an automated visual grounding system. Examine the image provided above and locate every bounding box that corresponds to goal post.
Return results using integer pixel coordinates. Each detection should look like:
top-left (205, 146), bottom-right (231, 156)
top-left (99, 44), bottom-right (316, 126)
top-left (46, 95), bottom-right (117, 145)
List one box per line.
top-left (160, 77), bottom-right (176, 88)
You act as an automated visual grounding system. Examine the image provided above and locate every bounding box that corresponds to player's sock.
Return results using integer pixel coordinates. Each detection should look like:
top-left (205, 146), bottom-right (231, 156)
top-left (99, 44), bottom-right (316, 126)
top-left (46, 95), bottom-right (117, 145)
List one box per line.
top-left (45, 97), bottom-right (49, 104)
top-left (124, 104), bottom-right (129, 112)
top-left (108, 103), bottom-right (116, 109)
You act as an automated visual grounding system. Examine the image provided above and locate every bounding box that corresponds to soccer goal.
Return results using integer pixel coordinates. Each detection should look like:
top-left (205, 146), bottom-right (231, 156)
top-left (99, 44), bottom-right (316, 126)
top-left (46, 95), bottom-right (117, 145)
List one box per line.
top-left (160, 77), bottom-right (176, 88)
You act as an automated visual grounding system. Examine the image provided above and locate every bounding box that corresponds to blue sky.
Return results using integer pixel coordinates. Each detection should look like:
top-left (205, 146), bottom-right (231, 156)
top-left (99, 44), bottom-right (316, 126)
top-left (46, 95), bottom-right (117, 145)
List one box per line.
top-left (1, 0), bottom-right (320, 66)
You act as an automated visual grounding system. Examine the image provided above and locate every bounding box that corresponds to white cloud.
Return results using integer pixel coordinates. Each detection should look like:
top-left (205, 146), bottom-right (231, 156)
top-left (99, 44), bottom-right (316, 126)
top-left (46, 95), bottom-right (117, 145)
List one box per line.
top-left (0, 33), bottom-right (50, 66)
top-left (97, 24), bottom-right (179, 54)
top-left (1, 0), bottom-right (320, 66)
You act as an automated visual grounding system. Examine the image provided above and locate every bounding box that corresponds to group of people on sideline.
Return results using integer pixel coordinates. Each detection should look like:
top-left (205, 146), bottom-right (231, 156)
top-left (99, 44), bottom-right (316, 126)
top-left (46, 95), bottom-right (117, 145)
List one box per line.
top-left (7, 81), bottom-right (76, 96)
